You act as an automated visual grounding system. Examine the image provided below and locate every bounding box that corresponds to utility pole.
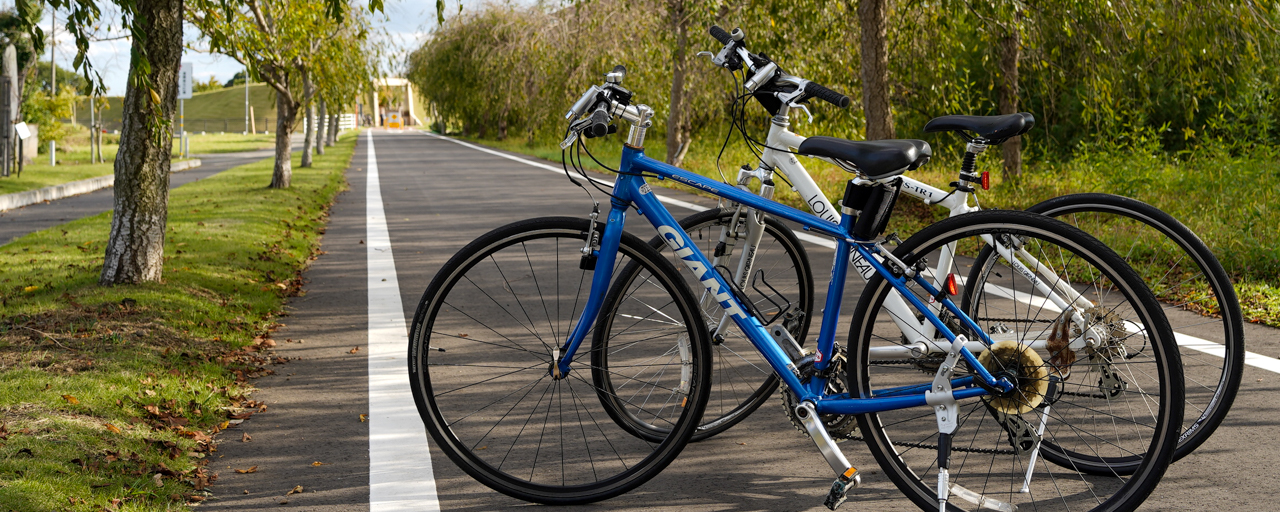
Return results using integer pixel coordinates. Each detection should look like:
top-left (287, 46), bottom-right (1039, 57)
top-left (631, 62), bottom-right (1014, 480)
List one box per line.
top-left (244, 67), bottom-right (249, 134)
top-left (48, 6), bottom-right (55, 166)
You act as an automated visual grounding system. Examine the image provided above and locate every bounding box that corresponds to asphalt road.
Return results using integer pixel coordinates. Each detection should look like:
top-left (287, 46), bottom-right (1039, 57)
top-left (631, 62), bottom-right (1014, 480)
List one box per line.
top-left (203, 129), bottom-right (1279, 511)
top-left (0, 145), bottom-right (297, 245)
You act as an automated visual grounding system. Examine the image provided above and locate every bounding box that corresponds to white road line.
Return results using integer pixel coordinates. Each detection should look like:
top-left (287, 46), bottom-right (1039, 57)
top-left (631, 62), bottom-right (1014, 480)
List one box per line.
top-left (366, 130), bottom-right (441, 511)
top-left (419, 130), bottom-right (1278, 374)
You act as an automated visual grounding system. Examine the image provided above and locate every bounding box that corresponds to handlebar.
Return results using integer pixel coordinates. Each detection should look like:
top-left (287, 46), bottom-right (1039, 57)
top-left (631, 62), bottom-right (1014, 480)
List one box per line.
top-left (804, 81), bottom-right (851, 108)
top-left (709, 25), bottom-right (732, 45)
top-left (707, 25), bottom-right (850, 110)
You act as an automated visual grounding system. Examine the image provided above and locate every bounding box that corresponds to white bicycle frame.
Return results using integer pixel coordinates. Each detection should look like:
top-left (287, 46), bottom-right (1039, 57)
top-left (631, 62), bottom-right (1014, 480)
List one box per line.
top-left (709, 102), bottom-right (1120, 360)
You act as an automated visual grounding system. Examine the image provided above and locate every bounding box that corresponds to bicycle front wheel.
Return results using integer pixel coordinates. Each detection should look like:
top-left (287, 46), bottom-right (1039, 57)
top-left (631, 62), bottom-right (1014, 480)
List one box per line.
top-left (849, 210), bottom-right (1183, 511)
top-left (1021, 192), bottom-right (1243, 461)
top-left (408, 217), bottom-right (712, 505)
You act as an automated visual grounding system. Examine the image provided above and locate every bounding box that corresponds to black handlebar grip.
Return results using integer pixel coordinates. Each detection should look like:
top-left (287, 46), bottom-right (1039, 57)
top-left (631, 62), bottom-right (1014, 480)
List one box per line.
top-left (585, 108), bottom-right (611, 138)
top-left (804, 81), bottom-right (851, 108)
top-left (709, 25), bottom-right (732, 45)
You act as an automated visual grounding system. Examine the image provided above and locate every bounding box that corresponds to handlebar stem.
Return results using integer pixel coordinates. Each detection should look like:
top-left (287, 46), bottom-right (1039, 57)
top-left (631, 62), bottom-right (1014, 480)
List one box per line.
top-left (624, 104), bottom-right (654, 148)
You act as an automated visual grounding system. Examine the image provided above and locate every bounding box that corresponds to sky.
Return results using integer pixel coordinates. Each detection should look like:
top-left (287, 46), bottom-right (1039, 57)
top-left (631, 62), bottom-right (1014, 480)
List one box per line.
top-left (0, 0), bottom-right (445, 96)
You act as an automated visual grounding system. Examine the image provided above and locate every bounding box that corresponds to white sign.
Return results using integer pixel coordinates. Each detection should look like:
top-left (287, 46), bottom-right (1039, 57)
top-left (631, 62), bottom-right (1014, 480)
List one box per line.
top-left (14, 122), bottom-right (29, 140)
top-left (178, 62), bottom-right (193, 99)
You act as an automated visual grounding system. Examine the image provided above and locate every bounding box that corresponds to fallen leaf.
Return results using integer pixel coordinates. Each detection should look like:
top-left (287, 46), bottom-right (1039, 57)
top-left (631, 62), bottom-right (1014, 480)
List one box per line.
top-left (348, 346), bottom-right (359, 354)
top-left (61, 395), bottom-right (80, 404)
top-left (286, 485), bottom-right (303, 495)
top-left (104, 423), bottom-right (122, 434)
top-left (279, 499), bottom-right (289, 505)
top-left (311, 461), bottom-right (326, 466)
top-left (359, 414), bottom-right (368, 422)
top-left (242, 432), bottom-right (252, 442)
top-left (218, 421), bottom-right (230, 429)
top-left (144, 389), bottom-right (157, 396)
top-left (23, 285), bottom-right (38, 293)
top-left (152, 473), bottom-right (164, 487)
top-left (235, 466), bottom-right (258, 474)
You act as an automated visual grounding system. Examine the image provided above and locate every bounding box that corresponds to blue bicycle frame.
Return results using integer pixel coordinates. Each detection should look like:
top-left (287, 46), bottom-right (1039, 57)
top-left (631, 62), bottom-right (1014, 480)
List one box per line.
top-left (557, 145), bottom-right (1011, 416)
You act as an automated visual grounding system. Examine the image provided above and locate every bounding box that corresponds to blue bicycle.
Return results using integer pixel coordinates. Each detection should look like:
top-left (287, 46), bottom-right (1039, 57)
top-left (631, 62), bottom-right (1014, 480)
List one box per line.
top-left (408, 55), bottom-right (1185, 510)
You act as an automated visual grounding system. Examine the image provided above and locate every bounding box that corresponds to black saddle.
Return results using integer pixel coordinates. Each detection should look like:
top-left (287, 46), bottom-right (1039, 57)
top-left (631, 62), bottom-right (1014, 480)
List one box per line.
top-left (796, 137), bottom-right (932, 180)
top-left (923, 113), bottom-right (1035, 142)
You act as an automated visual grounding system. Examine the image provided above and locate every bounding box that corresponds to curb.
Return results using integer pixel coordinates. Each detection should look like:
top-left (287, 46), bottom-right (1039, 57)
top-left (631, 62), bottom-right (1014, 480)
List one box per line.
top-left (0, 159), bottom-right (202, 212)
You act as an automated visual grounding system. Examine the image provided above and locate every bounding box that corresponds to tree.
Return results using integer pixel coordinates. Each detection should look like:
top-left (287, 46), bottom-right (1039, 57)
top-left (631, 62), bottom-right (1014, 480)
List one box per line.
top-left (223, 70), bottom-right (248, 87)
top-left (194, 75), bottom-right (222, 93)
top-left (855, 0), bottom-right (895, 140)
top-left (188, 0), bottom-right (377, 187)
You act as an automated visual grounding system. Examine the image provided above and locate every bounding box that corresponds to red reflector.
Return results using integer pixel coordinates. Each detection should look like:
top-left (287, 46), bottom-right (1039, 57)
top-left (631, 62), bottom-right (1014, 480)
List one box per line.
top-left (981, 171), bottom-right (990, 190)
top-left (945, 273), bottom-right (959, 296)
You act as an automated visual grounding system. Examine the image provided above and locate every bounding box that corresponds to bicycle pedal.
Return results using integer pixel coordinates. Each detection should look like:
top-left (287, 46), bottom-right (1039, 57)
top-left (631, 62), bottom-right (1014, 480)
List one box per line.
top-left (823, 467), bottom-right (860, 510)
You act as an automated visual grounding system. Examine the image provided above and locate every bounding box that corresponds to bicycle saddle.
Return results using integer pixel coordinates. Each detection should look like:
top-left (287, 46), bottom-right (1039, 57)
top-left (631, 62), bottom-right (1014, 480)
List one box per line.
top-left (796, 137), bottom-right (932, 180)
top-left (923, 113), bottom-right (1035, 142)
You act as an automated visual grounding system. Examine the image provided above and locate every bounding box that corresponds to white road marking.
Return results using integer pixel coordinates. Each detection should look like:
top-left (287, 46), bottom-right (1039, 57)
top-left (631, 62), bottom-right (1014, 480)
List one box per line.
top-left (366, 130), bottom-right (441, 511)
top-left (419, 131), bottom-right (1276, 373)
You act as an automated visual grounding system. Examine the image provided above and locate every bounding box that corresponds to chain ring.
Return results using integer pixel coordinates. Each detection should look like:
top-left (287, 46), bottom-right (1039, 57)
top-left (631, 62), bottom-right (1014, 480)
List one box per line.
top-left (782, 347), bottom-right (859, 440)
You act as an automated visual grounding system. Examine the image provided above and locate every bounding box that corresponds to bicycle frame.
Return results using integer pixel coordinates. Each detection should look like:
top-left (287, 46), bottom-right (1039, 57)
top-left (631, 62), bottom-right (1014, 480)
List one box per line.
top-left (734, 106), bottom-right (1105, 357)
top-left (555, 144), bottom-right (1009, 417)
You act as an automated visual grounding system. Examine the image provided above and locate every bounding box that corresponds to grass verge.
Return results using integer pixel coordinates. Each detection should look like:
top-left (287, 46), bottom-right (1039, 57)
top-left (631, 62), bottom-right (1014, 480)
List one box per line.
top-left (456, 132), bottom-right (1280, 326)
top-left (0, 133), bottom-right (289, 196)
top-left (0, 130), bottom-right (359, 511)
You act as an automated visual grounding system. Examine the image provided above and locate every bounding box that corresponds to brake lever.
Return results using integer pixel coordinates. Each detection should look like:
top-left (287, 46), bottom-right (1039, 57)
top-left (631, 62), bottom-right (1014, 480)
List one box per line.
top-left (790, 102), bottom-right (814, 123)
top-left (560, 117), bottom-right (593, 149)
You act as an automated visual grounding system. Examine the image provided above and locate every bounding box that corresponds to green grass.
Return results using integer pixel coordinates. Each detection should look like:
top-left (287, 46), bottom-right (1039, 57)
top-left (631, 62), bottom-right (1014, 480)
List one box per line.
top-left (0, 130), bottom-right (359, 511)
top-left (0, 133), bottom-right (283, 196)
top-left (456, 131), bottom-right (1280, 326)
top-left (75, 84), bottom-right (281, 130)
top-left (175, 133), bottom-right (276, 155)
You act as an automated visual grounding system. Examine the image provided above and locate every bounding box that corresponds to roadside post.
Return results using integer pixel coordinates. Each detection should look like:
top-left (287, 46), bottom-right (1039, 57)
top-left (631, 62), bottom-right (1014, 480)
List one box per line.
top-left (178, 62), bottom-right (193, 158)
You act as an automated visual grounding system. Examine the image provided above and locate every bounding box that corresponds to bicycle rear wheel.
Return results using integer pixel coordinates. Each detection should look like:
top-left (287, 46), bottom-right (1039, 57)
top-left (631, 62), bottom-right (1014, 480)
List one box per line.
top-left (1020, 192), bottom-right (1243, 461)
top-left (408, 217), bottom-right (712, 505)
top-left (849, 210), bottom-right (1183, 511)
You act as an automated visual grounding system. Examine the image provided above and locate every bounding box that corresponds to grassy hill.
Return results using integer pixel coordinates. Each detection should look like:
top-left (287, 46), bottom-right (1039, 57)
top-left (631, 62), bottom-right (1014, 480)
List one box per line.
top-left (75, 83), bottom-right (280, 133)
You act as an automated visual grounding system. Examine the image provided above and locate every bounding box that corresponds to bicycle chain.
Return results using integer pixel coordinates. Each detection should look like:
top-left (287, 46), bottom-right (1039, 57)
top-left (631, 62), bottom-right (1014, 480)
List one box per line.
top-left (846, 434), bottom-right (1017, 455)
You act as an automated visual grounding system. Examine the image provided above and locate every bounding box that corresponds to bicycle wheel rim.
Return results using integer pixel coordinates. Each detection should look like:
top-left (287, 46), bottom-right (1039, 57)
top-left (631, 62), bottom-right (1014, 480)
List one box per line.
top-left (1027, 193), bottom-right (1243, 460)
top-left (850, 210), bottom-right (1182, 511)
top-left (408, 218), bottom-right (711, 504)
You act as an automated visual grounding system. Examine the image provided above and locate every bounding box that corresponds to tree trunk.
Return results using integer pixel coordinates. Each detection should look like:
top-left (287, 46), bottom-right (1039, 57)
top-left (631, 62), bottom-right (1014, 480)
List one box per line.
top-left (301, 76), bottom-right (314, 168)
top-left (664, 0), bottom-right (690, 166)
top-left (327, 113), bottom-right (338, 146)
top-left (100, 0), bottom-right (182, 285)
top-left (314, 99), bottom-right (326, 156)
top-left (858, 0), bottom-right (895, 140)
top-left (271, 92), bottom-right (298, 188)
top-left (997, 26), bottom-right (1022, 179)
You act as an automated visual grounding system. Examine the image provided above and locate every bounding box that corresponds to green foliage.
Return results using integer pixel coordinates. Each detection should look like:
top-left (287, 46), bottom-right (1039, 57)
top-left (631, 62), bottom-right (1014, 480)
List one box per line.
top-left (192, 75), bottom-right (222, 93)
top-left (23, 84), bottom-right (77, 147)
top-left (27, 62), bottom-right (87, 94)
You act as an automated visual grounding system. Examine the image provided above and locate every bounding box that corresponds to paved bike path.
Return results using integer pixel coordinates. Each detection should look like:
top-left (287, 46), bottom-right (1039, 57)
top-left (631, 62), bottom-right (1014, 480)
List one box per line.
top-left (203, 129), bottom-right (1279, 510)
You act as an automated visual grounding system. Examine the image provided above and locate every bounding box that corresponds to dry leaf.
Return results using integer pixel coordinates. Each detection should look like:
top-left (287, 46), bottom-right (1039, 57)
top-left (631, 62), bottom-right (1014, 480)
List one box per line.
top-left (218, 421), bottom-right (230, 429)
top-left (235, 466), bottom-right (258, 474)
top-left (286, 485), bottom-right (303, 495)
top-left (61, 395), bottom-right (80, 404)
top-left (359, 414), bottom-right (368, 422)
top-left (311, 461), bottom-right (326, 466)
top-left (152, 473), bottom-right (164, 487)
top-left (104, 423), bottom-right (122, 434)
top-left (348, 346), bottom-right (359, 354)
top-left (242, 432), bottom-right (252, 442)
top-left (23, 285), bottom-right (38, 293)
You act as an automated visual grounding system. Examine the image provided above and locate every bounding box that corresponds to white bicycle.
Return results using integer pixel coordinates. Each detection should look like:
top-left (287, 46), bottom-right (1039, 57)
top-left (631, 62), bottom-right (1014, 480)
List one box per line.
top-left (659, 26), bottom-right (1242, 467)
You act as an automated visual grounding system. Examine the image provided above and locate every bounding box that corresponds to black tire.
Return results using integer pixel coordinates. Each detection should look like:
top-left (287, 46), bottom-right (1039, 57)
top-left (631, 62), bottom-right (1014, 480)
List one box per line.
top-left (408, 217), bottom-right (712, 505)
top-left (849, 210), bottom-right (1183, 511)
top-left (618, 207), bottom-right (813, 442)
top-left (1020, 192), bottom-right (1243, 461)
